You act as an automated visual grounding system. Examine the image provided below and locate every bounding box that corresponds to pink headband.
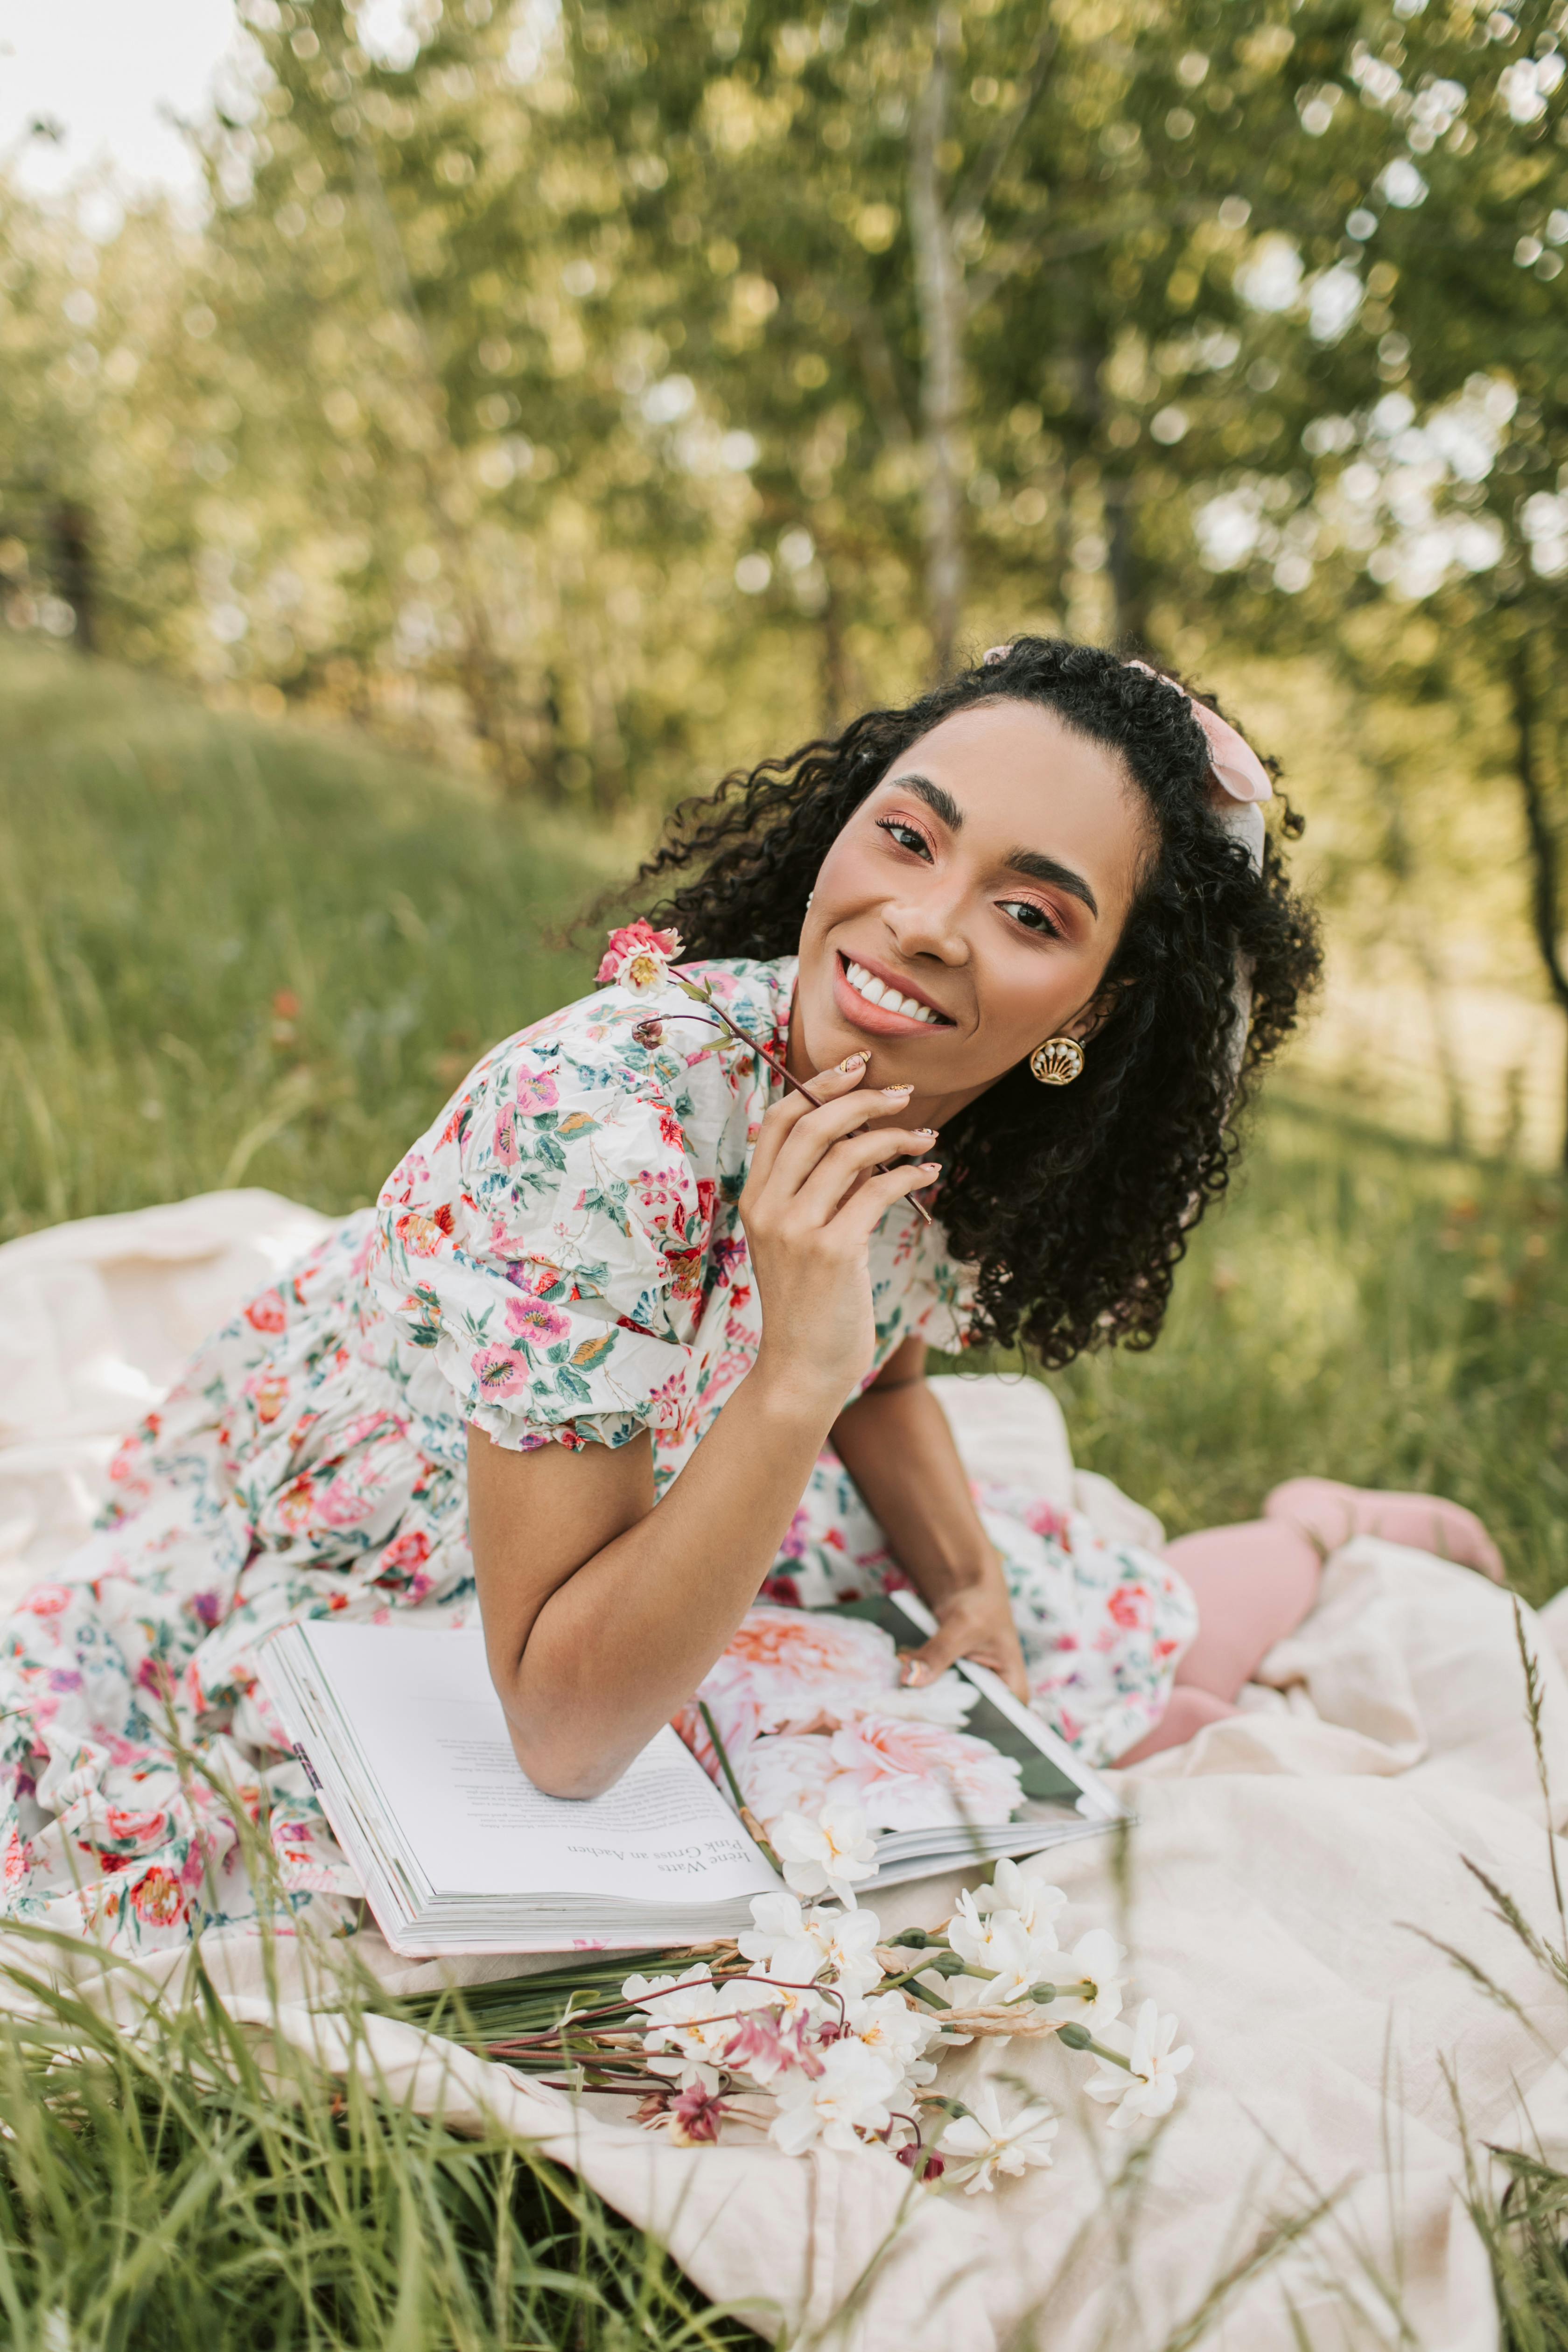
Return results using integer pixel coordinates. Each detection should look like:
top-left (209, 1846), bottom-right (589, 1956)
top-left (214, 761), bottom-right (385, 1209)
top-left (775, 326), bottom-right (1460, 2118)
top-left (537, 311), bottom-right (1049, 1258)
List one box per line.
top-left (981, 646), bottom-right (1273, 806)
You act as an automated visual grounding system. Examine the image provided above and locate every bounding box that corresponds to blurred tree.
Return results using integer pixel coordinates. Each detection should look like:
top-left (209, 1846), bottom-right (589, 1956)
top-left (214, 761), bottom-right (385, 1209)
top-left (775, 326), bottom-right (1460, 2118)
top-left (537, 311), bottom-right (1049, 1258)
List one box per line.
top-left (562, 0), bottom-right (1338, 689)
top-left (1183, 0), bottom-right (1568, 1155)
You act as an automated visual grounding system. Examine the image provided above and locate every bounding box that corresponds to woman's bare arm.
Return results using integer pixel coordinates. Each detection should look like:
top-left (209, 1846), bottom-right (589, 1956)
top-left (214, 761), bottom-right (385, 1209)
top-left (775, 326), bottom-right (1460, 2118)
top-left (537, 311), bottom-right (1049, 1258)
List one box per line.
top-left (467, 1059), bottom-right (938, 1798)
top-left (829, 1333), bottom-right (1029, 1699)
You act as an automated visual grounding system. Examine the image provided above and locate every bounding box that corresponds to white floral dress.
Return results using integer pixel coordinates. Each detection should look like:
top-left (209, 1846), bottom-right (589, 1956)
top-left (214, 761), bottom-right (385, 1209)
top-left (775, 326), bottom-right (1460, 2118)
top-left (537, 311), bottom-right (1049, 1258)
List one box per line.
top-left (0, 958), bottom-right (1194, 1952)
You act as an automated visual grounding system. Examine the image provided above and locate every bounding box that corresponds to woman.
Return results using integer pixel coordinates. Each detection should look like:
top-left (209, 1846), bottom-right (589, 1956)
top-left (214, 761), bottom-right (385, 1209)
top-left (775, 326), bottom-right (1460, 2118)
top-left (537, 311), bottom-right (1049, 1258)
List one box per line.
top-left (0, 640), bottom-right (1498, 1951)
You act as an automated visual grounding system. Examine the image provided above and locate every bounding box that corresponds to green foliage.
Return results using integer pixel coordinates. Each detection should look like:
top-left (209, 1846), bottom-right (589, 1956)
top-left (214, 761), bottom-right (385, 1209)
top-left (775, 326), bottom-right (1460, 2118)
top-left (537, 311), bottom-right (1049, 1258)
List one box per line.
top-left (0, 1926), bottom-right (759, 2351)
top-left (1045, 1093), bottom-right (1568, 1603)
top-left (0, 637), bottom-right (624, 1234)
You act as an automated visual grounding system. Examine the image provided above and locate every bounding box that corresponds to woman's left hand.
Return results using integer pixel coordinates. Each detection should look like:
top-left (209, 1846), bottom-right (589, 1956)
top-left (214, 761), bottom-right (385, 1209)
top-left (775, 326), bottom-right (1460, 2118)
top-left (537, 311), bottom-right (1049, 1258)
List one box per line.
top-left (897, 1560), bottom-right (1030, 1704)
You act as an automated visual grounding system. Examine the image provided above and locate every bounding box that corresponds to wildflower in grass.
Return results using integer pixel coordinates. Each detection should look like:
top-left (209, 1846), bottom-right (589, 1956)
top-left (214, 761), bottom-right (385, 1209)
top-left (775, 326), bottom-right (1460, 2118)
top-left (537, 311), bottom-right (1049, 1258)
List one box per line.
top-left (769, 2034), bottom-right (901, 2154)
top-left (772, 1801), bottom-right (878, 1904)
top-left (1085, 1999), bottom-right (1193, 2126)
top-left (938, 2083), bottom-right (1060, 2193)
top-left (597, 920), bottom-right (684, 994)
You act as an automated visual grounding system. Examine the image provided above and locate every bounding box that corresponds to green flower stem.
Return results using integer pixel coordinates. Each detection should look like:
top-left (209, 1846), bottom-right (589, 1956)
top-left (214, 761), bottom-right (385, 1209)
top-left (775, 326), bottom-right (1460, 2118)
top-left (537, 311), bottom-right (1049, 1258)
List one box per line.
top-left (1056, 2022), bottom-right (1132, 2068)
top-left (697, 1700), bottom-right (783, 1874)
top-left (897, 1977), bottom-right (952, 2012)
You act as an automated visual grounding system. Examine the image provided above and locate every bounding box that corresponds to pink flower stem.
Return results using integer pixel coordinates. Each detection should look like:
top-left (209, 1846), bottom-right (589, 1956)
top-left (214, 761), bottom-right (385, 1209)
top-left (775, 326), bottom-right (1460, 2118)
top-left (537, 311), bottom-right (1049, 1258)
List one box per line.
top-left (672, 982), bottom-right (934, 1227)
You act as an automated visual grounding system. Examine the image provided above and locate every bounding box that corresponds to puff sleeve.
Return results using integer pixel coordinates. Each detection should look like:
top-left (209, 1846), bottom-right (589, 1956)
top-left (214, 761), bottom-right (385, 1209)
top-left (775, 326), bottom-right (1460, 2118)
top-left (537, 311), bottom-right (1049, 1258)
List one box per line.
top-left (367, 1006), bottom-right (715, 1452)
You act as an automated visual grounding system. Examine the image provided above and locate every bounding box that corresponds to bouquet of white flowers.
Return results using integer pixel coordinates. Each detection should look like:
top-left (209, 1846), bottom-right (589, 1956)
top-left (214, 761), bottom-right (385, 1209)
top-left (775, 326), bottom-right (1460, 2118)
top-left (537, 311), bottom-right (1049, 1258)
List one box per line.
top-left (434, 1806), bottom-right (1190, 2191)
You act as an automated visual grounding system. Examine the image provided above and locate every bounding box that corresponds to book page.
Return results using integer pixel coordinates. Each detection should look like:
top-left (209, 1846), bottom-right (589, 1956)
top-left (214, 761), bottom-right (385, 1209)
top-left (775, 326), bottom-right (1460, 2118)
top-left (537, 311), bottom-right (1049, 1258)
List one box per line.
top-left (298, 1624), bottom-right (778, 1906)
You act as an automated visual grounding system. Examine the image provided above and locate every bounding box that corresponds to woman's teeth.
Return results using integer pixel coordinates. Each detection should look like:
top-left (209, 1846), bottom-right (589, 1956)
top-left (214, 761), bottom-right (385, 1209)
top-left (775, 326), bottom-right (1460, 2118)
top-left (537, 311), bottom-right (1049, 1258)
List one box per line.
top-left (843, 959), bottom-right (941, 1025)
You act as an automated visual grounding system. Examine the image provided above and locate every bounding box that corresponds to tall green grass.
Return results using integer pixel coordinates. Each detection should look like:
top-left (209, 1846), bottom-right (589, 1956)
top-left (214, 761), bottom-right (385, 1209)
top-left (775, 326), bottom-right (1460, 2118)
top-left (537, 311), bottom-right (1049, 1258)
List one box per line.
top-left (1051, 1094), bottom-right (1568, 1605)
top-left (2, 636), bottom-right (1568, 2344)
top-left (0, 1926), bottom-right (760, 2352)
top-left (0, 638), bottom-right (629, 1232)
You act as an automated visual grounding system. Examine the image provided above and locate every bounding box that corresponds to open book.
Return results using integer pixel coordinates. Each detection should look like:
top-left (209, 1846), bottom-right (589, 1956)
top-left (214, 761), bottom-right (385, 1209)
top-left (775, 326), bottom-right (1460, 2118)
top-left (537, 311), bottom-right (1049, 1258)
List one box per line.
top-left (259, 1594), bottom-right (1127, 1958)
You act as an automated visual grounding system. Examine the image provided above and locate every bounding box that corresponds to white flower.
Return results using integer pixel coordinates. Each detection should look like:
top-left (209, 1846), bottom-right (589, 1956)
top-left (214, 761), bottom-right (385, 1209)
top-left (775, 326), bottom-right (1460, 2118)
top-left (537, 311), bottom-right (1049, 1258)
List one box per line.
top-left (737, 1891), bottom-right (884, 2000)
top-left (975, 1860), bottom-right (1066, 1946)
top-left (843, 1990), bottom-right (941, 2084)
top-left (736, 1891), bottom-right (823, 1990)
top-left (621, 1960), bottom-right (716, 2018)
top-left (621, 1962), bottom-right (772, 2091)
top-left (771, 1802), bottom-right (878, 1905)
top-left (1084, 1999), bottom-right (1193, 2128)
top-left (938, 2082), bottom-right (1060, 2193)
top-left (810, 1904), bottom-right (885, 1999)
top-left (769, 2034), bottom-right (902, 2155)
top-left (945, 1889), bottom-right (1055, 2000)
top-left (1052, 1928), bottom-right (1127, 2033)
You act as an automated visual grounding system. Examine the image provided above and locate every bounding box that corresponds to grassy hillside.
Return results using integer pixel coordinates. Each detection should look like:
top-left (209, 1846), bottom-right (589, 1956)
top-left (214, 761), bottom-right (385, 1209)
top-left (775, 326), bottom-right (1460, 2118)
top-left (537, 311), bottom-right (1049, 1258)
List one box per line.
top-left (0, 639), bottom-right (629, 1231)
top-left (2, 636), bottom-right (1564, 1600)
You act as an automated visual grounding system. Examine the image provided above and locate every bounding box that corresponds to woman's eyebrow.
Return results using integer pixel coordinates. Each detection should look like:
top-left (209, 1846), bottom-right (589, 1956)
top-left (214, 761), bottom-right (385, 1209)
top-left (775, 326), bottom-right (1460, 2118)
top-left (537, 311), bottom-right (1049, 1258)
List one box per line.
top-left (1003, 848), bottom-right (1099, 920)
top-left (894, 774), bottom-right (966, 833)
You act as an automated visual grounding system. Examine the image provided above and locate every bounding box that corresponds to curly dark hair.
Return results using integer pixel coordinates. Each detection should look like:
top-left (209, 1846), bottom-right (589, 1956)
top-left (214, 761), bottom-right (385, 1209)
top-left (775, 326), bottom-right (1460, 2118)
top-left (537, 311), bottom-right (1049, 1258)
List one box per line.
top-left (622, 636), bottom-right (1321, 1369)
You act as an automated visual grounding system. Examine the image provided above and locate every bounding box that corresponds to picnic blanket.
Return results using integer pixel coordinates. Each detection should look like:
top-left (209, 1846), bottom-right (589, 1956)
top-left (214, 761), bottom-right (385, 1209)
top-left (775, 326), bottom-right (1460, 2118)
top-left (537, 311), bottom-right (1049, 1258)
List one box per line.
top-left (5, 1190), bottom-right (1568, 2351)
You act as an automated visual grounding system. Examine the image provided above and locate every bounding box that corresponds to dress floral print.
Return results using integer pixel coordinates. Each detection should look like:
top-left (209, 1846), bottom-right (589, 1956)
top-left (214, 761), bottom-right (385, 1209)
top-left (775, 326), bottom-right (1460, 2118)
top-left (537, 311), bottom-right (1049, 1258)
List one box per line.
top-left (0, 957), bottom-right (1194, 1954)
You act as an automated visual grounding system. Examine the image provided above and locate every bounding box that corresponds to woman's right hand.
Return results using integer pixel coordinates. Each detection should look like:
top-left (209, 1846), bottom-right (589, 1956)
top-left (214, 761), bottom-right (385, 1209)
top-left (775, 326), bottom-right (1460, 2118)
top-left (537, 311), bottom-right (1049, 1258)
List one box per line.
top-left (738, 1056), bottom-right (939, 1412)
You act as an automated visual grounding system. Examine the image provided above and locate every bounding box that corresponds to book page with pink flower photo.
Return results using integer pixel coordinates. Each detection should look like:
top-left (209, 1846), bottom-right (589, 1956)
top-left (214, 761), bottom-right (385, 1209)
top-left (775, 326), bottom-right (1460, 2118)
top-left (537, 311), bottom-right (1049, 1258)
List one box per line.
top-left (259, 1598), bottom-right (1125, 1957)
top-left (671, 1596), bottom-right (1126, 1890)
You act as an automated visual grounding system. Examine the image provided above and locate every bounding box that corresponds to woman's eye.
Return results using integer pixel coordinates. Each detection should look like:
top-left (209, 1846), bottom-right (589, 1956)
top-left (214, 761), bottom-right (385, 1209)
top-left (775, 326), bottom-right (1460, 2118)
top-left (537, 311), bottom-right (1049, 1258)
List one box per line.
top-left (876, 818), bottom-right (931, 859)
top-left (999, 898), bottom-right (1062, 939)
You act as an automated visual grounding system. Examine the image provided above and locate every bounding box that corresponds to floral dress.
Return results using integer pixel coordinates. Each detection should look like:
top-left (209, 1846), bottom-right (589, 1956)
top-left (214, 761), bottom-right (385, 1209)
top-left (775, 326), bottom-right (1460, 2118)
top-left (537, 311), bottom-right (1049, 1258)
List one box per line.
top-left (0, 957), bottom-right (1195, 1953)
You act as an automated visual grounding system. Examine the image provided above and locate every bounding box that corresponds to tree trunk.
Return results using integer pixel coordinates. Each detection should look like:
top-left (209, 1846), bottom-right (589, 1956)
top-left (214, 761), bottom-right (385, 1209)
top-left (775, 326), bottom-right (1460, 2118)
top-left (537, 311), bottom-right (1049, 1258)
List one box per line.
top-left (1103, 473), bottom-right (1146, 654)
top-left (818, 557), bottom-right (851, 735)
top-left (909, 13), bottom-right (966, 679)
top-left (1366, 742), bottom-right (1468, 1153)
top-left (50, 502), bottom-right (95, 652)
top-left (1507, 626), bottom-right (1568, 1168)
top-left (345, 127), bottom-right (531, 788)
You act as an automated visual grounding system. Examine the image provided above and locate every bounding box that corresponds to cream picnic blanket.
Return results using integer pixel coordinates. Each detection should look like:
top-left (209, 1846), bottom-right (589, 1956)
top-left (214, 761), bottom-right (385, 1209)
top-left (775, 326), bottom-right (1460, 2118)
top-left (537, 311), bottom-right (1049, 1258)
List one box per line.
top-left (5, 1191), bottom-right (1568, 2352)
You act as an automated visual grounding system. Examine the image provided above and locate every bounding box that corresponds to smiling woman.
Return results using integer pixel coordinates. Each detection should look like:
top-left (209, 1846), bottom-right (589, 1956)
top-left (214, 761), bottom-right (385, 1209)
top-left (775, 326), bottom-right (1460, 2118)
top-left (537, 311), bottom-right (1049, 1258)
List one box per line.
top-left (0, 637), bottom-right (1331, 1951)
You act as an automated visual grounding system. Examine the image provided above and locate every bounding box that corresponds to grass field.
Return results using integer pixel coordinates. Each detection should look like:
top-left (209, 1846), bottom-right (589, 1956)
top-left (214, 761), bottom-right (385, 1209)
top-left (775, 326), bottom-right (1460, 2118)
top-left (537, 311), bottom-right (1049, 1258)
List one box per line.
top-left (2, 635), bottom-right (1568, 2343)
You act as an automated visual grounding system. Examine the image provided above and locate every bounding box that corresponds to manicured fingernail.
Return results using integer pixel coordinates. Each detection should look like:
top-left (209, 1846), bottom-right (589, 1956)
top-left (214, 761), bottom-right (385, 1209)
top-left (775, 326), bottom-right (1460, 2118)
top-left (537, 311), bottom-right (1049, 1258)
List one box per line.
top-left (913, 1127), bottom-right (937, 1138)
top-left (882, 1083), bottom-right (914, 1096)
top-left (899, 1658), bottom-right (929, 1687)
top-left (837, 1053), bottom-right (868, 1071)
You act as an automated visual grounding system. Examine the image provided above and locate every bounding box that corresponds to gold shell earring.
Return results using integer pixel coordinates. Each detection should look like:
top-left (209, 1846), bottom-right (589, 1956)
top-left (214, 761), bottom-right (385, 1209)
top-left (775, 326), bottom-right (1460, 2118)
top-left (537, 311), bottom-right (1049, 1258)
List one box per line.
top-left (1029, 1036), bottom-right (1085, 1086)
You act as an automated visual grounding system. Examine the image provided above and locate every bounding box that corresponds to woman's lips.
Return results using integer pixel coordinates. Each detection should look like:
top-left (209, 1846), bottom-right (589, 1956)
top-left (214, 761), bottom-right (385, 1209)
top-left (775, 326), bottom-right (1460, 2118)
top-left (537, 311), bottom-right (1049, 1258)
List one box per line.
top-left (832, 953), bottom-right (952, 1038)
